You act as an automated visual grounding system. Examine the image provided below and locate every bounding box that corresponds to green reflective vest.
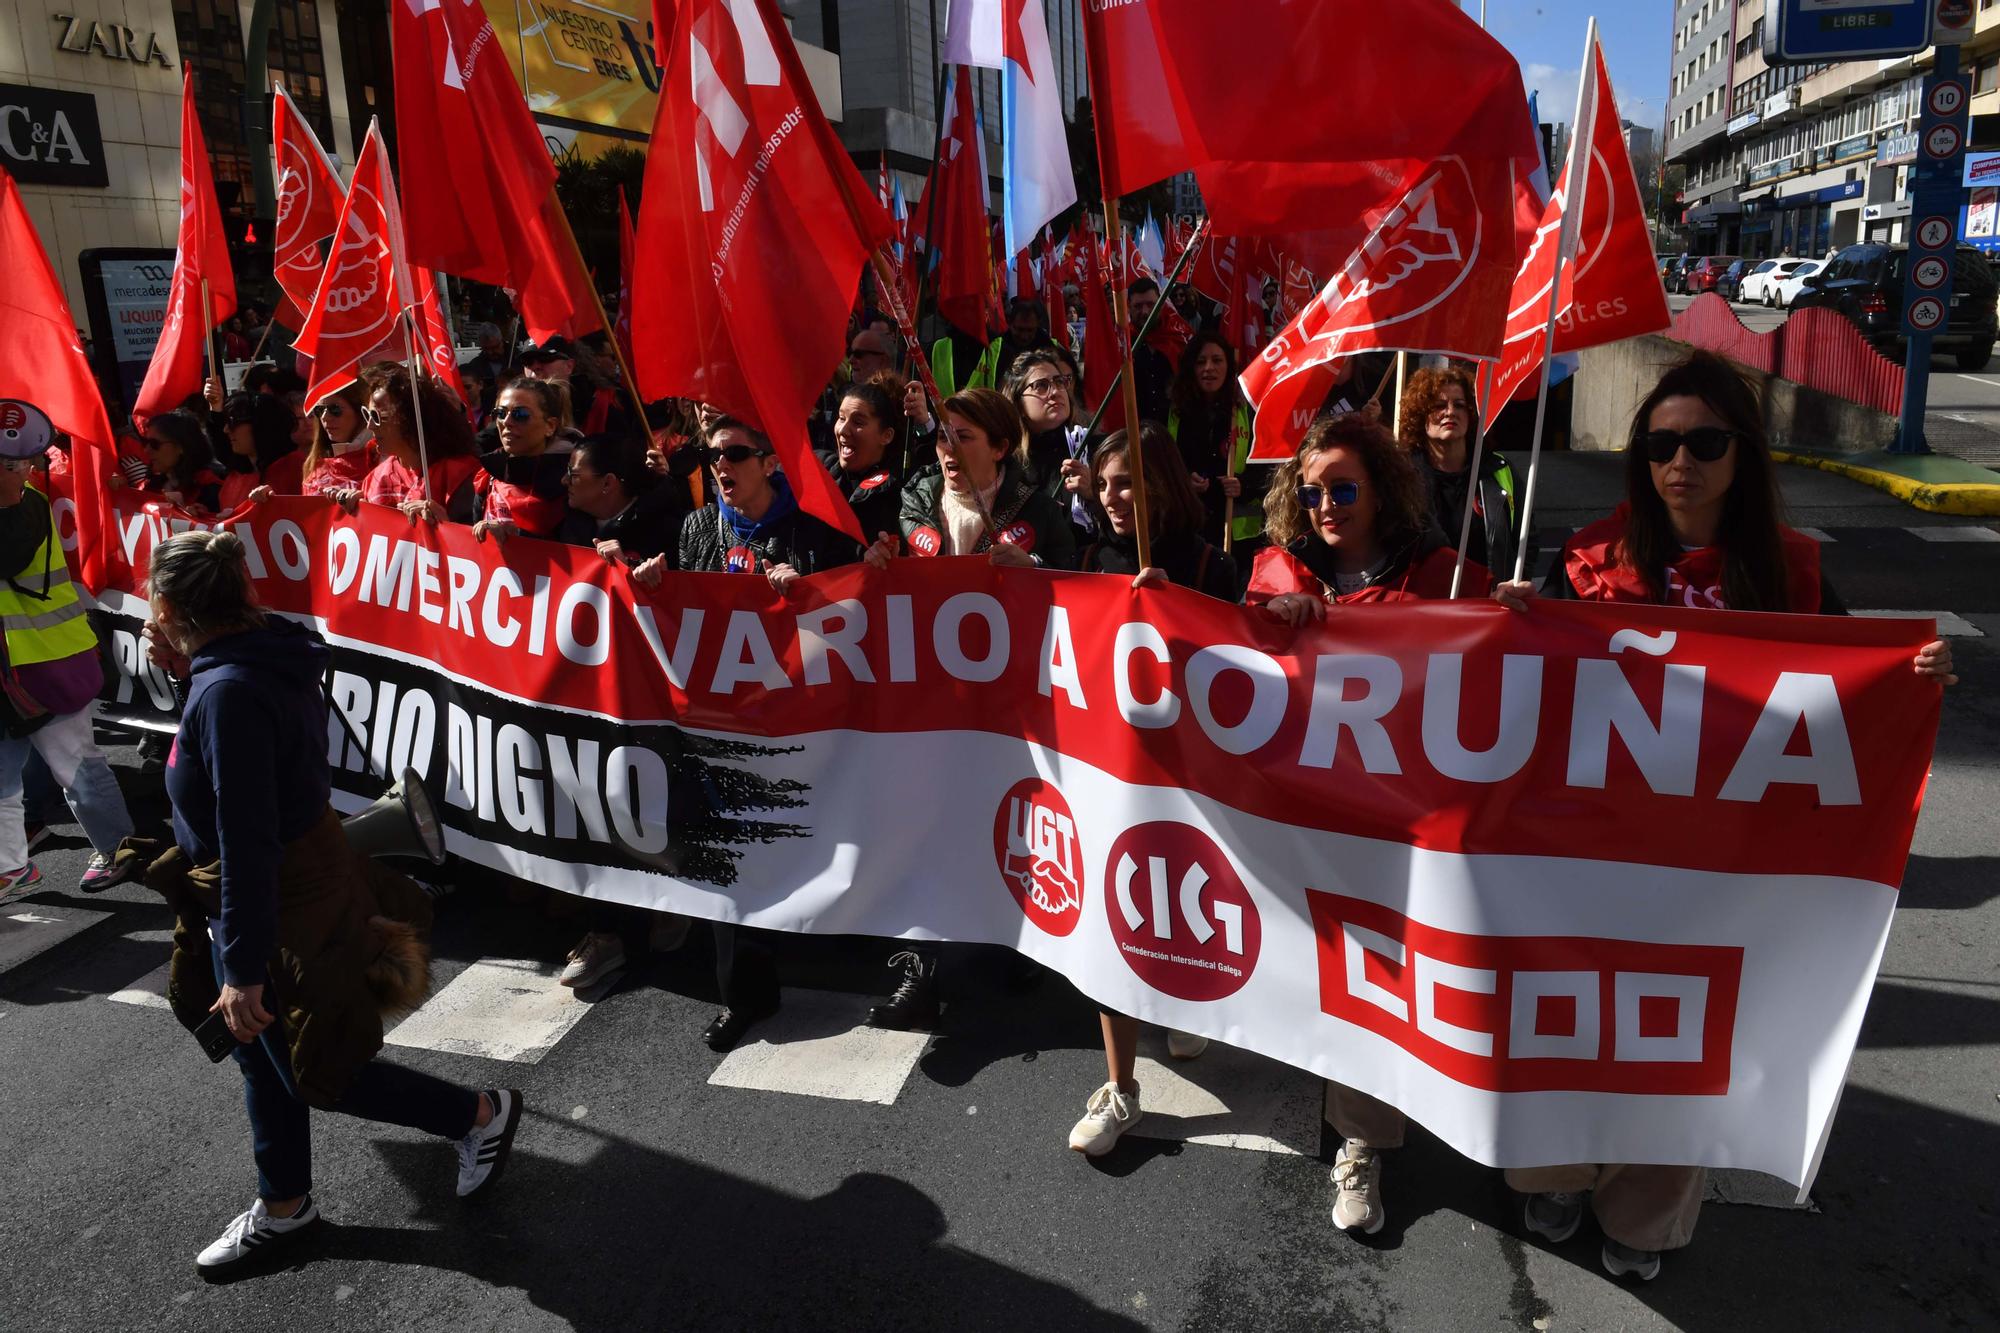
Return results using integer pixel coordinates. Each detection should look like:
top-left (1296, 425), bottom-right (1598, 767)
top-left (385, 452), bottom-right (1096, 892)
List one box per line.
top-left (1168, 402), bottom-right (1262, 543)
top-left (0, 493), bottom-right (94, 668)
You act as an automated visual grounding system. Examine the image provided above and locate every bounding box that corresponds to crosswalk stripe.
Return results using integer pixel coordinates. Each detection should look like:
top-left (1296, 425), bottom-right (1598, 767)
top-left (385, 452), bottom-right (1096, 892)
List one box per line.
top-left (0, 902), bottom-right (110, 974)
top-left (1797, 527), bottom-right (1835, 543)
top-left (1851, 609), bottom-right (1983, 637)
top-left (707, 988), bottom-right (929, 1105)
top-left (1126, 1043), bottom-right (1319, 1156)
top-left (384, 957), bottom-right (593, 1064)
top-left (107, 960), bottom-right (173, 1010)
top-left (1907, 526), bottom-right (2000, 543)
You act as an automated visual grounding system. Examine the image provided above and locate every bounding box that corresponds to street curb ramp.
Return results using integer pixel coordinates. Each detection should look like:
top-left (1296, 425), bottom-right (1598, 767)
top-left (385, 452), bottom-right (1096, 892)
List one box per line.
top-left (1769, 447), bottom-right (2000, 516)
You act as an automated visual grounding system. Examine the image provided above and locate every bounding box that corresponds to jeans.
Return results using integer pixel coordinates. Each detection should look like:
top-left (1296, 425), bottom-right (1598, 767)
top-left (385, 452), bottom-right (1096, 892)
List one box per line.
top-left (208, 929), bottom-right (480, 1201)
top-left (0, 706), bottom-right (134, 868)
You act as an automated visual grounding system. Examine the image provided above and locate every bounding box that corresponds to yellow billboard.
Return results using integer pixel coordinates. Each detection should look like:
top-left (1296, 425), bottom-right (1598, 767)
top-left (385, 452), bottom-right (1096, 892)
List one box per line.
top-left (479, 0), bottom-right (662, 158)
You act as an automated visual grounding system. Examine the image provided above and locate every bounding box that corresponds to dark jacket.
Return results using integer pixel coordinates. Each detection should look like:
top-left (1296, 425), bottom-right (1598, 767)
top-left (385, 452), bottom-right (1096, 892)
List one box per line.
top-left (1419, 447), bottom-right (1529, 584)
top-left (815, 447), bottom-right (905, 543)
top-left (677, 483), bottom-right (862, 575)
top-left (1084, 529), bottom-right (1239, 602)
top-left (899, 458), bottom-right (1080, 569)
top-left (1132, 342), bottom-right (1173, 426)
top-left (554, 481), bottom-right (688, 565)
top-left (166, 619), bottom-right (335, 987)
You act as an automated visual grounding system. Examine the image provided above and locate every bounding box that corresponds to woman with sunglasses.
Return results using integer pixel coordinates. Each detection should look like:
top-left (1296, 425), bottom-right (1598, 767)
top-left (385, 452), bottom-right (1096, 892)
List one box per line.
top-left (1398, 364), bottom-right (1527, 579)
top-left (138, 409), bottom-right (223, 515)
top-left (1066, 425), bottom-right (1238, 1158)
top-left (816, 372), bottom-right (910, 541)
top-left (1246, 411), bottom-right (1484, 1237)
top-left (472, 378), bottom-right (578, 543)
top-left (1491, 352), bottom-right (1954, 1283)
top-left (632, 417), bottom-right (876, 1052)
top-left (352, 366), bottom-right (484, 524)
top-left (300, 383), bottom-right (376, 498)
top-left (1249, 412), bottom-right (1478, 624)
top-left (216, 392), bottom-right (305, 512)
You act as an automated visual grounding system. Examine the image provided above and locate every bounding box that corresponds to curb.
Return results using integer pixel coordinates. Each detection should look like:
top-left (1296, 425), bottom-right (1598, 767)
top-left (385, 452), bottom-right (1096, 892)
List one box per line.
top-left (1771, 449), bottom-right (2000, 517)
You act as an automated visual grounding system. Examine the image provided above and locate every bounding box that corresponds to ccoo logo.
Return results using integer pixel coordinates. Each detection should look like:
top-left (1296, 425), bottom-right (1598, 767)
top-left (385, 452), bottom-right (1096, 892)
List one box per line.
top-left (1104, 822), bottom-right (1261, 1001)
top-left (993, 778), bottom-right (1084, 935)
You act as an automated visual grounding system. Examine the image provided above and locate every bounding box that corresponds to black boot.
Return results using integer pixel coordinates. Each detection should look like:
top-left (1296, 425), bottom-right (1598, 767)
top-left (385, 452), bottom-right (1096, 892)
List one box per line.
top-left (867, 950), bottom-right (939, 1030)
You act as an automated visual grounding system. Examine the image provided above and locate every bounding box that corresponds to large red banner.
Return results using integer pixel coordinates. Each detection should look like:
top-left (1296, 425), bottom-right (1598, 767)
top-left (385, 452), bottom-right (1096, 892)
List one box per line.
top-left (84, 495), bottom-right (1940, 1185)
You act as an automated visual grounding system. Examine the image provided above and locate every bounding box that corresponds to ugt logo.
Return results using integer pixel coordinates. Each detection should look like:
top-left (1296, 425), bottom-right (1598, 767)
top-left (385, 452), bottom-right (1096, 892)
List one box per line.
top-left (992, 778), bottom-right (1083, 936)
top-left (1105, 822), bottom-right (1261, 1001)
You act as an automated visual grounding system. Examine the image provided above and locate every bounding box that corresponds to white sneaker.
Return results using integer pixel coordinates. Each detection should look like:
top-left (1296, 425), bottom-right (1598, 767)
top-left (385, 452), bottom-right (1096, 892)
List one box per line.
top-left (1330, 1139), bottom-right (1385, 1234)
top-left (195, 1196), bottom-right (320, 1275)
top-left (1067, 1081), bottom-right (1142, 1157)
top-left (559, 932), bottom-right (625, 988)
top-left (455, 1089), bottom-right (523, 1198)
top-left (1166, 1029), bottom-right (1209, 1060)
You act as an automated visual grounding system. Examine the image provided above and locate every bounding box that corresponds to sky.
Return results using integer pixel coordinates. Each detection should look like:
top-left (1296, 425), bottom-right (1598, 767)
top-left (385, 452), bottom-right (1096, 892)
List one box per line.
top-left (1469, 1), bottom-right (1670, 132)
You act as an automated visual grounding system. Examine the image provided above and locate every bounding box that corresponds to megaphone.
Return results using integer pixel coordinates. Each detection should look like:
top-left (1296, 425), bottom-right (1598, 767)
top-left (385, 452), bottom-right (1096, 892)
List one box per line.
top-left (342, 766), bottom-right (448, 865)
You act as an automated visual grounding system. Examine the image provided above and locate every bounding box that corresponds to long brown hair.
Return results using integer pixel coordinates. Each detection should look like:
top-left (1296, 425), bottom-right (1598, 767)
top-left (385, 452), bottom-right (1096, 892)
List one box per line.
top-left (302, 380), bottom-right (368, 481)
top-left (1395, 365), bottom-right (1479, 454)
top-left (1621, 352), bottom-right (1791, 611)
top-left (1168, 330), bottom-right (1240, 419)
top-left (1263, 412), bottom-right (1429, 550)
top-left (1088, 425), bottom-right (1206, 540)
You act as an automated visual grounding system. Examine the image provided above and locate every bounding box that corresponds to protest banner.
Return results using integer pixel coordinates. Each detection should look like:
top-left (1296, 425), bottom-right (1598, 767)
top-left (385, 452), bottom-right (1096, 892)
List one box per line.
top-left (81, 494), bottom-right (1939, 1189)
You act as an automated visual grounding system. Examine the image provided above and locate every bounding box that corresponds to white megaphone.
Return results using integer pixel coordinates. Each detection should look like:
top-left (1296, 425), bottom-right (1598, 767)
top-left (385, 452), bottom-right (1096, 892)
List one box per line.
top-left (342, 766), bottom-right (448, 865)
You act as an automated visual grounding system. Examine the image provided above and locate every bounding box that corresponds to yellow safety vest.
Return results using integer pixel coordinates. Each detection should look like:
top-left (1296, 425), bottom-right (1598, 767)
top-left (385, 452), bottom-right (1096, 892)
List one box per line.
top-left (0, 492), bottom-right (95, 668)
top-left (1169, 402), bottom-right (1262, 543)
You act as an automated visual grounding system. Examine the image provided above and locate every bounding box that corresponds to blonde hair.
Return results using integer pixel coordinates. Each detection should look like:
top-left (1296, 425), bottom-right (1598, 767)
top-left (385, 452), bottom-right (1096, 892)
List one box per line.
top-left (148, 529), bottom-right (263, 638)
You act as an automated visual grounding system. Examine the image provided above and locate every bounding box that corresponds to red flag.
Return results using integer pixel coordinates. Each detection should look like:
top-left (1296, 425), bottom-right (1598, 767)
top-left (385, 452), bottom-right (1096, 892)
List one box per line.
top-left (0, 169), bottom-right (119, 592)
top-left (133, 71), bottom-right (238, 420)
top-left (922, 68), bottom-right (996, 341)
top-left (615, 190), bottom-right (637, 361)
top-left (295, 124), bottom-right (415, 410)
top-left (392, 0), bottom-right (597, 341)
top-left (411, 266), bottom-right (468, 407)
top-left (1083, 1), bottom-right (1540, 280)
top-left (1186, 232), bottom-right (1238, 306)
top-left (1079, 233), bottom-right (1123, 430)
top-left (1144, 293), bottom-right (1193, 371)
top-left (271, 81), bottom-right (345, 322)
top-left (1482, 42), bottom-right (1671, 430)
top-left (630, 0), bottom-right (892, 543)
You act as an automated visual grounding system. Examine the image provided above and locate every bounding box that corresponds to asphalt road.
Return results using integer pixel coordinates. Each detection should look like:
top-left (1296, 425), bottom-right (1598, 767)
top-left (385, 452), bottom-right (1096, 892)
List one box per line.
top-left (1667, 292), bottom-right (2000, 466)
top-left (3, 454), bottom-right (1996, 1332)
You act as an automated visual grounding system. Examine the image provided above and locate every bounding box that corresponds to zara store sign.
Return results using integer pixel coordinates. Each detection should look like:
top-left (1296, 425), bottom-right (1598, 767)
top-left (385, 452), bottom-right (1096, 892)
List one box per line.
top-left (51, 13), bottom-right (175, 67)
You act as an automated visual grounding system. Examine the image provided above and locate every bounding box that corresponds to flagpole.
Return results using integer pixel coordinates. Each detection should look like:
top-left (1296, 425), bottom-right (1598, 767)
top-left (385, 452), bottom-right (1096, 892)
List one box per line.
top-left (543, 184), bottom-right (655, 445)
top-left (1100, 197), bottom-right (1153, 569)
top-left (1076, 220), bottom-right (1207, 437)
top-left (200, 277), bottom-right (217, 392)
top-left (248, 316), bottom-right (276, 365)
top-left (1392, 351), bottom-right (1408, 436)
top-left (1450, 361), bottom-right (1495, 598)
top-left (401, 312), bottom-right (435, 499)
top-left (1510, 17), bottom-right (1598, 587)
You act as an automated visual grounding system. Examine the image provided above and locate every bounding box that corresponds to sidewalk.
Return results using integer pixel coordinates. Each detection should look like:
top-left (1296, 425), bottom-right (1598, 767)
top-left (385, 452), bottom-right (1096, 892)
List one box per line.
top-left (1773, 438), bottom-right (2000, 516)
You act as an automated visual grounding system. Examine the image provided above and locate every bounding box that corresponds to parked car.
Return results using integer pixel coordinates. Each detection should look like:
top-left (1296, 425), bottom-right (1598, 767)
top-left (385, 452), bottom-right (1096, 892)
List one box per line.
top-left (1686, 255), bottom-right (1742, 295)
top-left (1715, 260), bottom-right (1755, 302)
top-left (1658, 253), bottom-right (1684, 287)
top-left (1773, 259), bottom-right (1826, 308)
top-left (1741, 258), bottom-right (1810, 306)
top-left (1789, 243), bottom-right (1999, 369)
top-left (1668, 254), bottom-right (1699, 294)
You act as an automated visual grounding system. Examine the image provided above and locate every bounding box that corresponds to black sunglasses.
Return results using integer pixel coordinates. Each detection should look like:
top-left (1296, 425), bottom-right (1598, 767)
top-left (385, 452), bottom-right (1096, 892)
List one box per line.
top-left (498, 406), bottom-right (538, 423)
top-left (713, 443), bottom-right (771, 464)
top-left (1638, 427), bottom-right (1737, 464)
top-left (1296, 481), bottom-right (1360, 511)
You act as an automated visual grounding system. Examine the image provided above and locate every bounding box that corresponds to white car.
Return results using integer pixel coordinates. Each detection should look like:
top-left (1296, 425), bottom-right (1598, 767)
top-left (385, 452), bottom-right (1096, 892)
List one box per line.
top-left (1772, 259), bottom-right (1826, 308)
top-left (1742, 258), bottom-right (1809, 306)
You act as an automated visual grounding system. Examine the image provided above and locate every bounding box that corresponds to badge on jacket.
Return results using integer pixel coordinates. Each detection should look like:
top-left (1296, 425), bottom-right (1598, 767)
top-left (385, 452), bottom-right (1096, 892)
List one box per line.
top-left (998, 522), bottom-right (1036, 552)
top-left (858, 471), bottom-right (892, 491)
top-left (725, 545), bottom-right (757, 574)
top-left (907, 526), bottom-right (942, 557)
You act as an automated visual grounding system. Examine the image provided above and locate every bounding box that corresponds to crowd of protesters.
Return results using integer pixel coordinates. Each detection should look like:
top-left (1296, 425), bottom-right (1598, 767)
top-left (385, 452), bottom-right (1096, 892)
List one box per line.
top-left (0, 272), bottom-right (1958, 1286)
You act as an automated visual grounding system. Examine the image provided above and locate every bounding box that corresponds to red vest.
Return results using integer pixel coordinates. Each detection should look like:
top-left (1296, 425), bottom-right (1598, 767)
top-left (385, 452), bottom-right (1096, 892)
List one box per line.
top-left (1563, 504), bottom-right (1821, 612)
top-left (1247, 543), bottom-right (1486, 606)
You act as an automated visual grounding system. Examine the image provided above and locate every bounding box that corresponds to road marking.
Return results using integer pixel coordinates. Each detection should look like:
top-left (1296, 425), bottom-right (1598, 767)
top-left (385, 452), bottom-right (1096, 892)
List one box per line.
top-left (107, 961), bottom-right (172, 1010)
top-left (1122, 1038), bottom-right (1320, 1155)
top-left (384, 957), bottom-right (592, 1063)
top-left (1944, 374), bottom-right (2000, 391)
top-left (1797, 527), bottom-right (1835, 543)
top-left (1851, 609), bottom-right (1983, 637)
top-left (0, 903), bottom-right (109, 973)
top-left (707, 988), bottom-right (928, 1104)
top-left (1907, 525), bottom-right (2000, 543)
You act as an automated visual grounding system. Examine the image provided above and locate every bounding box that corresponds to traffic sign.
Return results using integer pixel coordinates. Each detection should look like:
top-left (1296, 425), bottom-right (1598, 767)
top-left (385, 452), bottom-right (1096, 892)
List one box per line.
top-left (1908, 296), bottom-right (1946, 331)
top-left (1916, 214), bottom-right (1954, 250)
top-left (1925, 123), bottom-right (1964, 159)
top-left (1935, 0), bottom-right (1974, 44)
top-left (1912, 255), bottom-right (1949, 289)
top-left (1928, 79), bottom-right (1967, 117)
top-left (1764, 0), bottom-right (1934, 64)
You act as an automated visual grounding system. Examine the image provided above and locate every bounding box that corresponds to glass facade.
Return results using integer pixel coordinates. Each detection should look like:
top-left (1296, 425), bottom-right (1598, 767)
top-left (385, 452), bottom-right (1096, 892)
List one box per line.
top-left (170, 0), bottom-right (336, 219)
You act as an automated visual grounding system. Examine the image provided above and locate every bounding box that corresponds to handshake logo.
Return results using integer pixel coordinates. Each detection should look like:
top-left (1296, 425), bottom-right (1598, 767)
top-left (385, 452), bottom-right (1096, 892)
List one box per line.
top-left (993, 779), bottom-right (1084, 936)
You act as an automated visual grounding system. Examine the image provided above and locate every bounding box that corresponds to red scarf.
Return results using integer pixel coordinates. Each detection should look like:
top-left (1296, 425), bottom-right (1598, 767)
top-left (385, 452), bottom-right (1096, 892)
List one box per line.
top-left (1564, 504), bottom-right (1821, 612)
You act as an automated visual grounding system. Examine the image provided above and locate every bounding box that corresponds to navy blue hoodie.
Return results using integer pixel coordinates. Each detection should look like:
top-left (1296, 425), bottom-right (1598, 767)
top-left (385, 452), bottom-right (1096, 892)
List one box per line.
top-left (166, 619), bottom-right (333, 987)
